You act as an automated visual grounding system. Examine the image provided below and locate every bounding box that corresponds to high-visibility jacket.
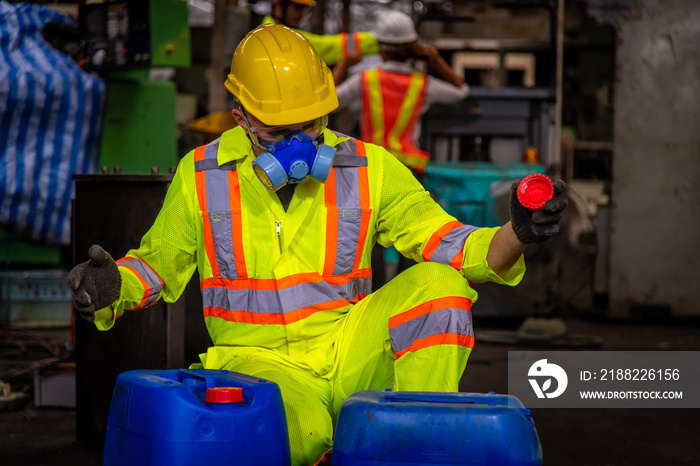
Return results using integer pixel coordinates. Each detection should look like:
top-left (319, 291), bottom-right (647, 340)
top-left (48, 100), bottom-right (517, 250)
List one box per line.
top-left (94, 128), bottom-right (524, 372)
top-left (360, 69), bottom-right (430, 172)
top-left (262, 15), bottom-right (379, 66)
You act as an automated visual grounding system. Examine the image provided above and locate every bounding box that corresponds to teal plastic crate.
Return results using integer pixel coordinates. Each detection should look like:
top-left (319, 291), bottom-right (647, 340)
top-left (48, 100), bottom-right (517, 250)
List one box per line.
top-left (0, 270), bottom-right (72, 328)
top-left (424, 162), bottom-right (545, 227)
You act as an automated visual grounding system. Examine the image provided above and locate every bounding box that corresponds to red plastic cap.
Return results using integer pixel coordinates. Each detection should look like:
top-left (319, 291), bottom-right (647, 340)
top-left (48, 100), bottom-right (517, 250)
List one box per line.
top-left (205, 387), bottom-right (243, 404)
top-left (517, 174), bottom-right (554, 211)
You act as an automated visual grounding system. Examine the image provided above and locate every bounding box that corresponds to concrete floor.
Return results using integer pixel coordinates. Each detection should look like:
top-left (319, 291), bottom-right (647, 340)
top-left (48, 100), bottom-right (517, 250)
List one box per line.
top-left (1, 313), bottom-right (699, 466)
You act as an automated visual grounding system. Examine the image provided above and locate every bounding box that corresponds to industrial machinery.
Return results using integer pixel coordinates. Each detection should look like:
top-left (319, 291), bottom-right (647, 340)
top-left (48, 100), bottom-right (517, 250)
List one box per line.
top-left (78, 0), bottom-right (192, 174)
top-left (78, 0), bottom-right (191, 71)
top-left (413, 1), bottom-right (567, 317)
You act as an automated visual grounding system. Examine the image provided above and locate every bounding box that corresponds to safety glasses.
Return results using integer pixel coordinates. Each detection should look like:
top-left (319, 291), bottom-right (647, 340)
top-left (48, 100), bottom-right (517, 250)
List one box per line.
top-left (242, 112), bottom-right (327, 153)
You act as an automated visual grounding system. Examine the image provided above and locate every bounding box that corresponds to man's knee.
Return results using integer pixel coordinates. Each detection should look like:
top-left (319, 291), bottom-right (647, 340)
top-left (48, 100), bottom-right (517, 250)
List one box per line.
top-left (396, 262), bottom-right (469, 294)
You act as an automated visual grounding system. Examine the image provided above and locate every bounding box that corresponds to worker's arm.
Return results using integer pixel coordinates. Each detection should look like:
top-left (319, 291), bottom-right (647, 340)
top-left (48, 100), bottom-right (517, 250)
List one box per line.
top-left (413, 43), bottom-right (465, 88)
top-left (333, 50), bottom-right (362, 85)
top-left (372, 148), bottom-right (525, 285)
top-left (69, 153), bottom-right (200, 330)
top-left (261, 14), bottom-right (379, 67)
top-left (486, 222), bottom-right (528, 277)
top-left (107, 157), bottom-right (199, 325)
top-left (301, 30), bottom-right (379, 66)
top-left (423, 76), bottom-right (470, 106)
top-left (373, 149), bottom-right (567, 284)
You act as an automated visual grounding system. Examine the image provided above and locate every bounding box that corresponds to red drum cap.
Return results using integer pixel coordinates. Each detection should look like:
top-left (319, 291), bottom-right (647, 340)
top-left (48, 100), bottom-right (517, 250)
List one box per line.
top-left (517, 174), bottom-right (554, 211)
top-left (205, 387), bottom-right (244, 403)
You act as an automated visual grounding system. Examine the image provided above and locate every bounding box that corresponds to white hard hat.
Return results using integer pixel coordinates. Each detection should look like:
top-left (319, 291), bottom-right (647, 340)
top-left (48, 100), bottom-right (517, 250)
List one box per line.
top-left (371, 10), bottom-right (419, 44)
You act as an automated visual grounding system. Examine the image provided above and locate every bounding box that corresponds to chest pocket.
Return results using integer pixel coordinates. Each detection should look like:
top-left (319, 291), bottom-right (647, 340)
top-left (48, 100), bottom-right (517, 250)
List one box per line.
top-left (323, 138), bottom-right (372, 276)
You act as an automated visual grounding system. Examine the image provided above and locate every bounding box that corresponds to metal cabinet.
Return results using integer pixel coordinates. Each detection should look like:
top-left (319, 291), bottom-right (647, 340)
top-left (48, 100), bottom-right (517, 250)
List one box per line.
top-left (72, 173), bottom-right (209, 448)
top-left (422, 87), bottom-right (556, 167)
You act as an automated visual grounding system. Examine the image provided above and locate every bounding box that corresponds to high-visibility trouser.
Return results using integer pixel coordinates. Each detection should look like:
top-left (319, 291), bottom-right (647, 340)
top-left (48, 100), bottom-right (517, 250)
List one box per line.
top-left (204, 262), bottom-right (476, 466)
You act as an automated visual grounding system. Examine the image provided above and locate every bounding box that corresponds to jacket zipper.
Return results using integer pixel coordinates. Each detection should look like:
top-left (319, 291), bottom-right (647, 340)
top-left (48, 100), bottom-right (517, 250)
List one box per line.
top-left (275, 220), bottom-right (282, 253)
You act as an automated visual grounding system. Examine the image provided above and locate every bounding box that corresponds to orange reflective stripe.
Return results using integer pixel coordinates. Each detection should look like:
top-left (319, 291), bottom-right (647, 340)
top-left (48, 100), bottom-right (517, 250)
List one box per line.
top-left (394, 333), bottom-right (475, 358)
top-left (388, 296), bottom-right (473, 329)
top-left (314, 450), bottom-right (333, 466)
top-left (204, 298), bottom-right (349, 325)
top-left (228, 170), bottom-right (247, 279)
top-left (361, 70), bottom-right (429, 169)
top-left (386, 73), bottom-right (425, 153)
top-left (202, 267), bottom-right (372, 292)
top-left (352, 140), bottom-right (370, 271)
top-left (353, 33), bottom-right (362, 54)
top-left (194, 145), bottom-right (221, 277)
top-left (450, 250), bottom-right (464, 271)
top-left (123, 268), bottom-right (153, 311)
top-left (325, 267), bottom-right (372, 284)
top-left (340, 33), bottom-right (348, 56)
top-left (324, 167), bottom-right (338, 275)
top-left (117, 257), bottom-right (163, 310)
top-left (422, 221), bottom-right (463, 262)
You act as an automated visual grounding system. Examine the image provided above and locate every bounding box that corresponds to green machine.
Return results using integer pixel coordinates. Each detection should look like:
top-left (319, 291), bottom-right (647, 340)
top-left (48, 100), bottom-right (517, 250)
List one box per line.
top-left (98, 75), bottom-right (180, 174)
top-left (80, 0), bottom-right (192, 174)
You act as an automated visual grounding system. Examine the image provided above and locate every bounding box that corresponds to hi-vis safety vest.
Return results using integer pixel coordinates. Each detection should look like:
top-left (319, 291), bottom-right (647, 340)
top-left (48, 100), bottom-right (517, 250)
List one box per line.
top-left (361, 69), bottom-right (430, 172)
top-left (96, 128), bottom-right (524, 361)
top-left (262, 15), bottom-right (379, 66)
top-left (194, 136), bottom-right (374, 330)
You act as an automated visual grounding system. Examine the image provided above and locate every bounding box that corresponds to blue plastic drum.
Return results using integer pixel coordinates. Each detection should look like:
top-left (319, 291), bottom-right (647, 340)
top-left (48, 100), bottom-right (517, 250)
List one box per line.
top-left (103, 369), bottom-right (290, 466)
top-left (333, 391), bottom-right (542, 466)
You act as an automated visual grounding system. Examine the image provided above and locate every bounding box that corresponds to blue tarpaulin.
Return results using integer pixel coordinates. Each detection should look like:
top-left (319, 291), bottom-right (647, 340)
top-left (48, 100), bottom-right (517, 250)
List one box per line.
top-left (0, 2), bottom-right (105, 246)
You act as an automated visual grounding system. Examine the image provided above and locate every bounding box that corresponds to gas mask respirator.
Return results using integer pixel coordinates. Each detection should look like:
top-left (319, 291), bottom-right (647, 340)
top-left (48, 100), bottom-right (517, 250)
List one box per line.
top-left (245, 114), bottom-right (336, 191)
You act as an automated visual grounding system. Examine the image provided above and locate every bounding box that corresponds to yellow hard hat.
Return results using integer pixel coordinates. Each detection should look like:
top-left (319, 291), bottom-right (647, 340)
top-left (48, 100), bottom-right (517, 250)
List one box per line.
top-left (224, 24), bottom-right (337, 126)
top-left (289, 0), bottom-right (316, 5)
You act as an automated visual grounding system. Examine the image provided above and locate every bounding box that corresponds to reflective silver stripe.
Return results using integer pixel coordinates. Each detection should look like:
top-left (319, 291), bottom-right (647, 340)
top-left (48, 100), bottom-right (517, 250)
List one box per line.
top-left (345, 33), bottom-right (356, 53)
top-left (119, 258), bottom-right (162, 308)
top-left (390, 307), bottom-right (474, 354)
top-left (195, 158), bottom-right (220, 171)
top-left (342, 276), bottom-right (372, 301)
top-left (431, 224), bottom-right (479, 265)
top-left (332, 138), bottom-right (363, 275)
top-left (333, 154), bottom-right (367, 167)
top-left (201, 140), bottom-right (239, 279)
top-left (202, 276), bottom-right (372, 314)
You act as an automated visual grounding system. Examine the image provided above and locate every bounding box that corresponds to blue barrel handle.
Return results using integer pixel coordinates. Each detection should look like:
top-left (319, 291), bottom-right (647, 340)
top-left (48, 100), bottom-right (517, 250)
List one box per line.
top-left (381, 393), bottom-right (474, 404)
top-left (176, 369), bottom-right (217, 389)
top-left (380, 393), bottom-right (533, 420)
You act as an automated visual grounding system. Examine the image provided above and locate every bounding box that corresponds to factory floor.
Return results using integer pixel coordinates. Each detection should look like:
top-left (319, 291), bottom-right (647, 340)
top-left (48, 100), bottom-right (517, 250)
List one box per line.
top-left (1, 311), bottom-right (699, 466)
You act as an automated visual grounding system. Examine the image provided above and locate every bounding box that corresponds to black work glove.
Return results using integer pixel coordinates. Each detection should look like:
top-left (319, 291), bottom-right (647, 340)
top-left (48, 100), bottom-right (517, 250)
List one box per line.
top-left (67, 244), bottom-right (121, 323)
top-left (509, 178), bottom-right (568, 244)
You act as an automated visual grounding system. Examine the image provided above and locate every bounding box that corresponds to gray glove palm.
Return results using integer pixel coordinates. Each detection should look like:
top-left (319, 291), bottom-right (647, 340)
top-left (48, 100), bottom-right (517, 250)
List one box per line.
top-left (67, 244), bottom-right (121, 323)
top-left (510, 178), bottom-right (568, 244)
